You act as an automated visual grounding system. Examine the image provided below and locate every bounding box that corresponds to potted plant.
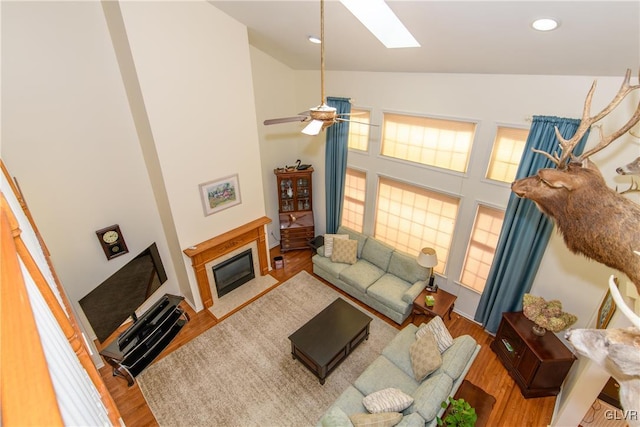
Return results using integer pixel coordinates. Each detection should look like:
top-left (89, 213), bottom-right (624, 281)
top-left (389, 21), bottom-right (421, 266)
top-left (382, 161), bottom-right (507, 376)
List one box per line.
top-left (437, 397), bottom-right (477, 427)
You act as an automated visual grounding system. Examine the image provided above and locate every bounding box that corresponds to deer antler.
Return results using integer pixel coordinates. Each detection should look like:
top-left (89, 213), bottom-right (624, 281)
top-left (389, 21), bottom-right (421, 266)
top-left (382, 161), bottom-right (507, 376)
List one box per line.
top-left (533, 69), bottom-right (640, 169)
top-left (618, 179), bottom-right (640, 195)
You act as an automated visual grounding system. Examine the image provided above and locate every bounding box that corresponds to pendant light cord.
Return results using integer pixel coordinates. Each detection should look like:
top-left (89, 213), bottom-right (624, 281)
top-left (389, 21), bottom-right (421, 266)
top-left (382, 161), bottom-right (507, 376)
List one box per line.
top-left (320, 0), bottom-right (325, 105)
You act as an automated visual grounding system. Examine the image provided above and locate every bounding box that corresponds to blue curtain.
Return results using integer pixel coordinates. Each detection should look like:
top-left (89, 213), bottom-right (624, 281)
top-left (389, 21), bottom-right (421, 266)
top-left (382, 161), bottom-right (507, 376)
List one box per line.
top-left (474, 116), bottom-right (590, 334)
top-left (325, 96), bottom-right (351, 234)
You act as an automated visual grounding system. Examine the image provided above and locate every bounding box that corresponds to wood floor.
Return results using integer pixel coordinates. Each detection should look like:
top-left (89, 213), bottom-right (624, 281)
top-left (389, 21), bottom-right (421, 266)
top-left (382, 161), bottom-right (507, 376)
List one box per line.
top-left (100, 247), bottom-right (556, 426)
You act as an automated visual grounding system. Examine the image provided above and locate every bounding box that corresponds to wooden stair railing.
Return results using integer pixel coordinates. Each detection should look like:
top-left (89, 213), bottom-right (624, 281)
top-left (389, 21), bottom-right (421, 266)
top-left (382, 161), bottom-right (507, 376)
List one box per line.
top-left (1, 199), bottom-right (64, 425)
top-left (1, 160), bottom-right (121, 425)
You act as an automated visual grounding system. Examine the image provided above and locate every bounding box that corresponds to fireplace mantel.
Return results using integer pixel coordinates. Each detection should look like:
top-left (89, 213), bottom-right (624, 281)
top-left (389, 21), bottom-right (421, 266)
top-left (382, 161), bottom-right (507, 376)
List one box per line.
top-left (184, 216), bottom-right (271, 309)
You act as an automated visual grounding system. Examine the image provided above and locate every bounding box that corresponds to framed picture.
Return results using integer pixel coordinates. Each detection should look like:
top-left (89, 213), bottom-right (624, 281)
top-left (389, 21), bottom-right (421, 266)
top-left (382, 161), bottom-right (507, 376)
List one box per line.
top-left (199, 174), bottom-right (241, 216)
top-left (596, 282), bottom-right (617, 329)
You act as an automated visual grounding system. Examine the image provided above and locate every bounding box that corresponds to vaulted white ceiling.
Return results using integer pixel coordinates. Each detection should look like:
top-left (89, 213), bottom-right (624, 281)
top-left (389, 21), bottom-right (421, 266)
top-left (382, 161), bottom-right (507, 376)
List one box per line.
top-left (209, 0), bottom-right (639, 76)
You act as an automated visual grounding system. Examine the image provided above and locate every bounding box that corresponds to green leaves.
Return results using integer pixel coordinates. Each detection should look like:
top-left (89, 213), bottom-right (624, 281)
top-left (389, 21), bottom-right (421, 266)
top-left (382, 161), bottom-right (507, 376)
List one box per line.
top-left (436, 397), bottom-right (478, 427)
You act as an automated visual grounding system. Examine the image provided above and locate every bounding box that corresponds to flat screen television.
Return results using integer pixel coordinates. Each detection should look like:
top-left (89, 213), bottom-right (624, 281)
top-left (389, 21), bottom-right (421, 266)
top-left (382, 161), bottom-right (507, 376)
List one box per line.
top-left (79, 242), bottom-right (167, 343)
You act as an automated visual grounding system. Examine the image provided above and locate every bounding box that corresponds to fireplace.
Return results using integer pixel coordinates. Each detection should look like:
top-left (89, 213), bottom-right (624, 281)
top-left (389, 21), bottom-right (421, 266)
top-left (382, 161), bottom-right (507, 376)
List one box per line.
top-left (183, 216), bottom-right (271, 309)
top-left (212, 249), bottom-right (255, 298)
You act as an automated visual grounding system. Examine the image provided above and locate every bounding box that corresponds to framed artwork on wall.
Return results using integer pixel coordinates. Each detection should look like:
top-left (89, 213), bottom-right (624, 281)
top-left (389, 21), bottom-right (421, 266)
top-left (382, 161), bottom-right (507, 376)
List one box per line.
top-left (199, 174), bottom-right (241, 216)
top-left (597, 280), bottom-right (617, 329)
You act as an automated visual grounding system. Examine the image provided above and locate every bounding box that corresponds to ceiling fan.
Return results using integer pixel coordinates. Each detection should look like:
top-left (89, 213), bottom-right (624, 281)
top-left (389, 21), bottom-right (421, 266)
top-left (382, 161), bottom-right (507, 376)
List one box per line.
top-left (263, 0), bottom-right (375, 136)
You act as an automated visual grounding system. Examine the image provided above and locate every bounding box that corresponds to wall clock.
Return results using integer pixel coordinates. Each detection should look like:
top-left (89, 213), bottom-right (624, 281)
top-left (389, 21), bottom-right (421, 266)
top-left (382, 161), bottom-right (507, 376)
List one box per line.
top-left (95, 224), bottom-right (128, 260)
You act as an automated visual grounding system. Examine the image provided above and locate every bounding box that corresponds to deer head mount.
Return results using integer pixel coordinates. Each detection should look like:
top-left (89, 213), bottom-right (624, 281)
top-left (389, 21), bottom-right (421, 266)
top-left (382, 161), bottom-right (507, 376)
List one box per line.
top-left (565, 276), bottom-right (640, 424)
top-left (516, 69), bottom-right (640, 421)
top-left (617, 156), bottom-right (640, 176)
top-left (511, 69), bottom-right (640, 296)
top-left (616, 155), bottom-right (640, 194)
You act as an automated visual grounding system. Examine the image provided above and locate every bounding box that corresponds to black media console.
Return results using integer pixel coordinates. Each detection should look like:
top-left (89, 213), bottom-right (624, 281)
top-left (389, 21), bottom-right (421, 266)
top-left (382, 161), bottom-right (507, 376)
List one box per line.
top-left (99, 294), bottom-right (189, 386)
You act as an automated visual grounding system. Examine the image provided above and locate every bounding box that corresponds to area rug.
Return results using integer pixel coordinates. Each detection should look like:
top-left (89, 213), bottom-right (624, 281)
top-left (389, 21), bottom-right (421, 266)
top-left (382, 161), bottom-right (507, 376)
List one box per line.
top-left (137, 270), bottom-right (398, 426)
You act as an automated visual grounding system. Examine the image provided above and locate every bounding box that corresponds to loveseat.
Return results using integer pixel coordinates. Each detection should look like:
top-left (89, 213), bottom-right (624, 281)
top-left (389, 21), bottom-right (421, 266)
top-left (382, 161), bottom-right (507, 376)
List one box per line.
top-left (318, 318), bottom-right (480, 427)
top-left (312, 226), bottom-right (430, 324)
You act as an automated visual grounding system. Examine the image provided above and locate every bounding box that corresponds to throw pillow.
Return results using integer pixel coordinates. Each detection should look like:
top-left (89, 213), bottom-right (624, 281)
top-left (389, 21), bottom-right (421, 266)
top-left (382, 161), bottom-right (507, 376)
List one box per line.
top-left (349, 412), bottom-right (403, 427)
top-left (321, 406), bottom-right (355, 427)
top-left (324, 234), bottom-right (349, 257)
top-left (331, 238), bottom-right (358, 264)
top-left (362, 388), bottom-right (414, 414)
top-left (416, 316), bottom-right (454, 353)
top-left (409, 331), bottom-right (443, 381)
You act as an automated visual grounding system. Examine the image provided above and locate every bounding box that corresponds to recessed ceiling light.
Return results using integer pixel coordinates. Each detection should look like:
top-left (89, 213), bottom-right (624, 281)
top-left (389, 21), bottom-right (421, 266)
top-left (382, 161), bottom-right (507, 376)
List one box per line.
top-left (532, 18), bottom-right (559, 32)
top-left (308, 35), bottom-right (321, 44)
top-left (340, 0), bottom-right (420, 48)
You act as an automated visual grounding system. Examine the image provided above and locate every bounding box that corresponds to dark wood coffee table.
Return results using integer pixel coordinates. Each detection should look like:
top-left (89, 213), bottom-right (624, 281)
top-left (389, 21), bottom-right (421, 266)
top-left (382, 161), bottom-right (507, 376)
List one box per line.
top-left (412, 287), bottom-right (457, 321)
top-left (288, 298), bottom-right (372, 384)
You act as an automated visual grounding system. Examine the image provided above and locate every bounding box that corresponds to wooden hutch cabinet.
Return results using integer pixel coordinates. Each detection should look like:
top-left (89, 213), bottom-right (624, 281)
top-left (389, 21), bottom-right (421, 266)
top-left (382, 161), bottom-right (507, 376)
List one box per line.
top-left (490, 311), bottom-right (576, 398)
top-left (274, 167), bottom-right (314, 252)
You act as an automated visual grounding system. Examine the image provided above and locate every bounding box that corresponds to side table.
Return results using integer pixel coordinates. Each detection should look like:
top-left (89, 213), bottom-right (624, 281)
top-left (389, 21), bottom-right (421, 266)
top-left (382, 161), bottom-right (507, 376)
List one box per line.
top-left (442, 380), bottom-right (495, 427)
top-left (490, 312), bottom-right (576, 398)
top-left (412, 287), bottom-right (457, 322)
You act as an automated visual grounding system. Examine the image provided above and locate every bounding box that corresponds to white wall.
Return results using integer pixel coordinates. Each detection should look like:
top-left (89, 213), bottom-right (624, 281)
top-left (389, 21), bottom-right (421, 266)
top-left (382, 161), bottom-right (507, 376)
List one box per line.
top-left (1, 0), bottom-right (267, 357)
top-left (117, 1), bottom-right (266, 310)
top-left (249, 46), bottom-right (324, 247)
top-left (1, 1), bottom-right (179, 352)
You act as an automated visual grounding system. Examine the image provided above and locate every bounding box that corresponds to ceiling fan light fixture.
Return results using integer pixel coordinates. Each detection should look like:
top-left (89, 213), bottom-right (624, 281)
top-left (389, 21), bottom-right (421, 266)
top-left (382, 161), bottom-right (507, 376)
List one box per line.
top-left (339, 0), bottom-right (420, 48)
top-left (302, 120), bottom-right (325, 136)
top-left (308, 35), bottom-right (321, 44)
top-left (264, 0), bottom-right (378, 135)
top-left (310, 103), bottom-right (336, 116)
top-left (532, 18), bottom-right (559, 32)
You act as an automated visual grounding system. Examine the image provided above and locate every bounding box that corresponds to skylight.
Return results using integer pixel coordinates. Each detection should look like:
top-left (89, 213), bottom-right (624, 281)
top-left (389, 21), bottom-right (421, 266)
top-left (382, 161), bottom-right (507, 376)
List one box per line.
top-left (339, 0), bottom-right (420, 49)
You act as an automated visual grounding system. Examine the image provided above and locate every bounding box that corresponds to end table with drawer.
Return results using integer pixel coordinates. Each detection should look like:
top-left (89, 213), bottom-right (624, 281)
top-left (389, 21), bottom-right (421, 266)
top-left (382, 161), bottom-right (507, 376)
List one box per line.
top-left (412, 287), bottom-right (457, 322)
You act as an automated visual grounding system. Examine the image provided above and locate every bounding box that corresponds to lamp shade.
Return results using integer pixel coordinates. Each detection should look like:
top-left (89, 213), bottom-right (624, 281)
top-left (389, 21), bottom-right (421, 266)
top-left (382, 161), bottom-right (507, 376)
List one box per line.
top-left (417, 247), bottom-right (438, 268)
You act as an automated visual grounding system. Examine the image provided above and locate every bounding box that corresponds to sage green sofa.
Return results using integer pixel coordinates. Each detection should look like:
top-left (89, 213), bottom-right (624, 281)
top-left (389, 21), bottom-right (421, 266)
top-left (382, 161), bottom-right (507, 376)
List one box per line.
top-left (318, 321), bottom-right (480, 427)
top-left (312, 226), bottom-right (430, 324)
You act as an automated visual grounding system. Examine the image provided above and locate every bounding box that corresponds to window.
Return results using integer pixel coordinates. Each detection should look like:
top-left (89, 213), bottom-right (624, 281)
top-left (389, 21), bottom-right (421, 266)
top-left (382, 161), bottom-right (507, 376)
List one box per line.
top-left (381, 113), bottom-right (476, 173)
top-left (460, 205), bottom-right (505, 293)
top-left (341, 168), bottom-right (366, 232)
top-left (347, 108), bottom-right (371, 151)
top-left (374, 177), bottom-right (459, 274)
top-left (486, 127), bottom-right (529, 183)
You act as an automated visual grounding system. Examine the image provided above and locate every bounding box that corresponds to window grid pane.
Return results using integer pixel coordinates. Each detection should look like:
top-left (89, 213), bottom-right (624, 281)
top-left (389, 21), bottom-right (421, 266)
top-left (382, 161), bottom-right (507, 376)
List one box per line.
top-left (486, 127), bottom-right (529, 182)
top-left (347, 108), bottom-right (371, 152)
top-left (374, 177), bottom-right (460, 274)
top-left (341, 168), bottom-right (366, 232)
top-left (381, 113), bottom-right (476, 173)
top-left (460, 205), bottom-right (505, 292)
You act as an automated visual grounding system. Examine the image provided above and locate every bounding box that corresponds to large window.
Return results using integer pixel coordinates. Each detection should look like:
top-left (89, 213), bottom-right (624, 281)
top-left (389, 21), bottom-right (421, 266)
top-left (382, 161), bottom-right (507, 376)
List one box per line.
top-left (347, 108), bottom-right (371, 152)
top-left (486, 126), bottom-right (529, 183)
top-left (375, 177), bottom-right (459, 274)
top-left (460, 205), bottom-right (505, 292)
top-left (381, 113), bottom-right (476, 173)
top-left (341, 168), bottom-right (366, 232)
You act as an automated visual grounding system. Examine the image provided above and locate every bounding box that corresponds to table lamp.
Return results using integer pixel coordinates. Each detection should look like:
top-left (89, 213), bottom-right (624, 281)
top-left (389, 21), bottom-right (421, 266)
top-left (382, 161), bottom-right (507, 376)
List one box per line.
top-left (417, 247), bottom-right (438, 292)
